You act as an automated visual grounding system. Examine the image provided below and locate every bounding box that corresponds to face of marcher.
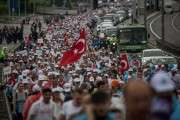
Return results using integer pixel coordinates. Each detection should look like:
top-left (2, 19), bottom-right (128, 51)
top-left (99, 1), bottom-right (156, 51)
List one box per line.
top-left (73, 92), bottom-right (83, 106)
top-left (18, 84), bottom-right (24, 91)
top-left (93, 100), bottom-right (111, 117)
top-left (43, 91), bottom-right (52, 104)
top-left (52, 92), bottom-right (60, 100)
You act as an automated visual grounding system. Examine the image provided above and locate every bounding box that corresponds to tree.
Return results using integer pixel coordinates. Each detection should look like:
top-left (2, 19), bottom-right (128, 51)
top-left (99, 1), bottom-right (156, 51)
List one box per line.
top-left (0, 0), bottom-right (8, 15)
top-left (28, 0), bottom-right (51, 12)
top-left (29, 0), bottom-right (51, 6)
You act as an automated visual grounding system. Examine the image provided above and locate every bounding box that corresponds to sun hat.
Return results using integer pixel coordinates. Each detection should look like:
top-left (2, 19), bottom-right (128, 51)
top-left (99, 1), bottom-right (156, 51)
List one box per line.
top-left (63, 83), bottom-right (71, 92)
top-left (150, 71), bottom-right (175, 93)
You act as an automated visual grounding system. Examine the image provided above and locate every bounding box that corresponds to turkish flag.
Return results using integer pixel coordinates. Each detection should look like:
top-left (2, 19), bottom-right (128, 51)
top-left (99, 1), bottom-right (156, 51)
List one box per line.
top-left (59, 29), bottom-right (86, 67)
top-left (119, 53), bottom-right (129, 74)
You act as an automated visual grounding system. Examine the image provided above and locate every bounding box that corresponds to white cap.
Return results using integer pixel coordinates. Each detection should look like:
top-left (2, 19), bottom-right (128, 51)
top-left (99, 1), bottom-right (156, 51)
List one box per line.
top-left (22, 79), bottom-right (29, 84)
top-left (22, 71), bottom-right (27, 76)
top-left (52, 87), bottom-right (64, 93)
top-left (150, 71), bottom-right (175, 93)
top-left (32, 84), bottom-right (41, 92)
top-left (12, 70), bottom-right (18, 74)
top-left (89, 76), bottom-right (94, 82)
top-left (74, 78), bottom-right (81, 82)
top-left (48, 72), bottom-right (54, 76)
top-left (38, 75), bottom-right (48, 81)
top-left (64, 83), bottom-right (71, 92)
top-left (96, 76), bottom-right (102, 81)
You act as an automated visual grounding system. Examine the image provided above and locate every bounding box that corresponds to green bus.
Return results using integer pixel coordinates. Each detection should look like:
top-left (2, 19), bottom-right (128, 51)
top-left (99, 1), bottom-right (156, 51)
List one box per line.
top-left (117, 24), bottom-right (148, 52)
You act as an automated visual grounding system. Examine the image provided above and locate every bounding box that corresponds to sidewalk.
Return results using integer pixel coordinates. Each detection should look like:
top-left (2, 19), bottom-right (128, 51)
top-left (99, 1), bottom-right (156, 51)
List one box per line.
top-left (0, 15), bottom-right (45, 53)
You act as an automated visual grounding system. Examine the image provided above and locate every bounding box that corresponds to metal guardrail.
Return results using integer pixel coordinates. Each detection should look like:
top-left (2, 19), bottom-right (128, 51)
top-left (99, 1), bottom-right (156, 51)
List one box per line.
top-left (0, 67), bottom-right (12, 120)
top-left (4, 89), bottom-right (12, 120)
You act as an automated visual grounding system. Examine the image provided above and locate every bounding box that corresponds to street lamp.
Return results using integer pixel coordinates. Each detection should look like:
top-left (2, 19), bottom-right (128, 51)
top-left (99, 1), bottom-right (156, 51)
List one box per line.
top-left (161, 0), bottom-right (165, 44)
top-left (25, 0), bottom-right (27, 16)
top-left (8, 0), bottom-right (11, 19)
top-left (144, 0), bottom-right (147, 28)
top-left (18, 0), bottom-right (21, 16)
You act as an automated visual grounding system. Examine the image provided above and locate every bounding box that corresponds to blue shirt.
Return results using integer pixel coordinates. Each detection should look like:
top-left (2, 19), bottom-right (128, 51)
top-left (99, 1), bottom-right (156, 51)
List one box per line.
top-left (73, 112), bottom-right (116, 120)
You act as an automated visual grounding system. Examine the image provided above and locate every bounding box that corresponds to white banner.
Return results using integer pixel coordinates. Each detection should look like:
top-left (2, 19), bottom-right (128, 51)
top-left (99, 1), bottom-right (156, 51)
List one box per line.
top-left (3, 66), bottom-right (11, 75)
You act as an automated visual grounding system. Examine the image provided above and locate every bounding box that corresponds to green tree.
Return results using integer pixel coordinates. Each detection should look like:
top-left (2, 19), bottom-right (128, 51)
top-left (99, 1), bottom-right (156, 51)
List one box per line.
top-left (29, 0), bottom-right (51, 6)
top-left (28, 0), bottom-right (51, 12)
top-left (0, 0), bottom-right (8, 15)
top-left (66, 0), bottom-right (73, 9)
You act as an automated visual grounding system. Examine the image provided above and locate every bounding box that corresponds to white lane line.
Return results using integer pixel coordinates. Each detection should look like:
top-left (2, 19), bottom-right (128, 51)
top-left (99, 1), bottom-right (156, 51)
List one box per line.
top-left (147, 12), bottom-right (159, 20)
top-left (172, 13), bottom-right (180, 33)
top-left (150, 15), bottom-right (162, 39)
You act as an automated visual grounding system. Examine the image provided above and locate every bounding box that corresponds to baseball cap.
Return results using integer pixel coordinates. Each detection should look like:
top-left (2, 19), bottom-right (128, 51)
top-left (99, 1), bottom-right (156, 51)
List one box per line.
top-left (74, 78), bottom-right (81, 83)
top-left (64, 83), bottom-right (71, 92)
top-left (150, 71), bottom-right (175, 93)
top-left (52, 87), bottom-right (64, 93)
top-left (38, 75), bottom-right (48, 81)
top-left (32, 84), bottom-right (41, 92)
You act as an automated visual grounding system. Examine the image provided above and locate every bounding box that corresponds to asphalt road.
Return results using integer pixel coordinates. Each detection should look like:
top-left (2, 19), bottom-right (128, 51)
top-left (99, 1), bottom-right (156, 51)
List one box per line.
top-left (148, 12), bottom-right (180, 53)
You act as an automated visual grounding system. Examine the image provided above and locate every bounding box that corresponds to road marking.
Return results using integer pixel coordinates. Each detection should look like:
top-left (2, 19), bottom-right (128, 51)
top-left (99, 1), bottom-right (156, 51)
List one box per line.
top-left (172, 13), bottom-right (180, 33)
top-left (150, 15), bottom-right (162, 39)
top-left (149, 13), bottom-right (180, 60)
top-left (147, 12), bottom-right (159, 20)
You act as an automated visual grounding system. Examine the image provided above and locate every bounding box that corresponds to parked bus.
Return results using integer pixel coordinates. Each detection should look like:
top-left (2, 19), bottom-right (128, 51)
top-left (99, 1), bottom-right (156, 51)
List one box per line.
top-left (117, 24), bottom-right (148, 52)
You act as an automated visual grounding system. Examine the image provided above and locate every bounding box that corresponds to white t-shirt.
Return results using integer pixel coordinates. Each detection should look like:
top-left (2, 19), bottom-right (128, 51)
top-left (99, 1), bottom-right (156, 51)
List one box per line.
top-left (63, 100), bottom-right (82, 120)
top-left (53, 101), bottom-right (64, 120)
top-left (28, 98), bottom-right (56, 120)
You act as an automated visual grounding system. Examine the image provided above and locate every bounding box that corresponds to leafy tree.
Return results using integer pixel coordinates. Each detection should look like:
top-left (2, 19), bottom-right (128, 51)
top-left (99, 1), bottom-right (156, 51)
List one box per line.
top-left (29, 0), bottom-right (51, 6)
top-left (0, 0), bottom-right (8, 15)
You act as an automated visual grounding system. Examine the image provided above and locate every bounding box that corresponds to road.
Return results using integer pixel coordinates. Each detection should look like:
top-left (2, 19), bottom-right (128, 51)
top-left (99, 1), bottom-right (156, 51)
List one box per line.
top-left (148, 12), bottom-right (180, 54)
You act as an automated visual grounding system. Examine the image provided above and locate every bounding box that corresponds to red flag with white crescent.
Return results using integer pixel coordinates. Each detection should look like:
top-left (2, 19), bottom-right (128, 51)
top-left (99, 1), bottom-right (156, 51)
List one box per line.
top-left (119, 53), bottom-right (129, 74)
top-left (59, 29), bottom-right (86, 67)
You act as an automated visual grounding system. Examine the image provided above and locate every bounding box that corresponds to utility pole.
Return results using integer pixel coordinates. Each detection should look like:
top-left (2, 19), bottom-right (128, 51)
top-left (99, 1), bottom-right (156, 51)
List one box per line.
top-left (25, 0), bottom-right (27, 16)
top-left (8, 0), bottom-right (11, 19)
top-left (144, 0), bottom-right (147, 28)
top-left (12, 0), bottom-right (15, 17)
top-left (18, 0), bottom-right (21, 16)
top-left (161, 0), bottom-right (165, 44)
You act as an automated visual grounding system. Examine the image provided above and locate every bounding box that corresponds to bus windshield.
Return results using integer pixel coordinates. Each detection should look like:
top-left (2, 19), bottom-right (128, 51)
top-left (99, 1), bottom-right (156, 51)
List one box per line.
top-left (119, 28), bottom-right (147, 44)
top-left (105, 27), bottom-right (117, 37)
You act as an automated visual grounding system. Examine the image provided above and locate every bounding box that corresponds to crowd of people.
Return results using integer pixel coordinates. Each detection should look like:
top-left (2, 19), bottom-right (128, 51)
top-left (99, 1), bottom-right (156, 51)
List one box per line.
top-left (0, 25), bottom-right (23, 44)
top-left (1, 9), bottom-right (180, 120)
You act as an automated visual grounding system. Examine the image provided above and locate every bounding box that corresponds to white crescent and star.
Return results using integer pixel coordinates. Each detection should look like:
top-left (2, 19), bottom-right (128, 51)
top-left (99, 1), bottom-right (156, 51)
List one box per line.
top-left (121, 59), bottom-right (128, 70)
top-left (73, 38), bottom-right (85, 54)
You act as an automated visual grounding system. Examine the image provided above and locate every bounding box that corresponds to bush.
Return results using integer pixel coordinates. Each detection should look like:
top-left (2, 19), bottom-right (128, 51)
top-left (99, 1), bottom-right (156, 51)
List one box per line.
top-left (0, 4), bottom-right (8, 15)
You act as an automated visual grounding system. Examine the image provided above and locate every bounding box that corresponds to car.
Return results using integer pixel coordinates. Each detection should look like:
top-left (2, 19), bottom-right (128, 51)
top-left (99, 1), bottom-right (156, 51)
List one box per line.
top-left (142, 49), bottom-right (167, 58)
top-left (97, 22), bottom-right (114, 31)
top-left (142, 49), bottom-right (169, 65)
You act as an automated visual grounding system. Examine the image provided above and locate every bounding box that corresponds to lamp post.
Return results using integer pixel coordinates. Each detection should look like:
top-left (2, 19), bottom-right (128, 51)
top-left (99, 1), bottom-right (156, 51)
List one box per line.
top-left (161, 0), bottom-right (165, 44)
top-left (144, 0), bottom-right (147, 28)
top-left (18, 0), bottom-right (21, 16)
top-left (25, 0), bottom-right (27, 16)
top-left (8, 0), bottom-right (11, 19)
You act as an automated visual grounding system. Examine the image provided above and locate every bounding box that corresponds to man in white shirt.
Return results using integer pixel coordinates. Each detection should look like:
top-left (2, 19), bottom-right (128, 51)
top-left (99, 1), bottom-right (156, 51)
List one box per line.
top-left (27, 87), bottom-right (56, 120)
top-left (63, 88), bottom-right (85, 120)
